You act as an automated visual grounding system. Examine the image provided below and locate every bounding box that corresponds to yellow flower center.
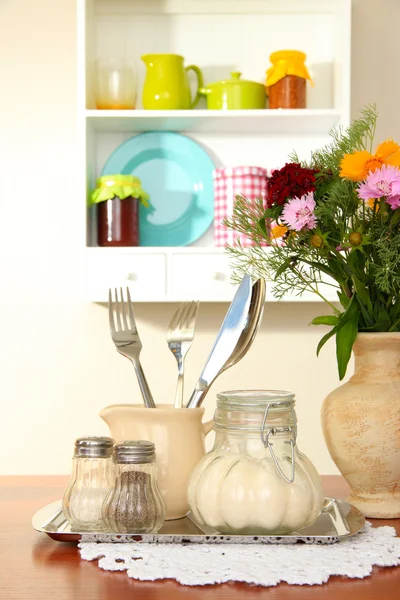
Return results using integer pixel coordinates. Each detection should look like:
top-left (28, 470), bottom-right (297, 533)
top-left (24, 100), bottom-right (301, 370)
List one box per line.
top-left (349, 232), bottom-right (363, 246)
top-left (363, 157), bottom-right (384, 177)
top-left (310, 234), bottom-right (324, 249)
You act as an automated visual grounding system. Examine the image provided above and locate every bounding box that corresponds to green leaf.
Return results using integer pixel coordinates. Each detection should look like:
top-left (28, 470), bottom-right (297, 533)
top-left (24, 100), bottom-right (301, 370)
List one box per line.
top-left (316, 295), bottom-right (359, 356)
top-left (317, 328), bottom-right (337, 357)
top-left (337, 291), bottom-right (350, 309)
top-left (354, 295), bottom-right (374, 328)
top-left (390, 209), bottom-right (400, 228)
top-left (361, 306), bottom-right (391, 332)
top-left (376, 306), bottom-right (391, 329)
top-left (310, 315), bottom-right (339, 326)
top-left (336, 304), bottom-right (359, 380)
top-left (389, 300), bottom-right (400, 321)
top-left (301, 259), bottom-right (337, 281)
top-left (258, 216), bottom-right (267, 236)
top-left (347, 251), bottom-right (365, 277)
top-left (352, 276), bottom-right (373, 316)
top-left (274, 256), bottom-right (296, 280)
top-left (262, 205), bottom-right (283, 221)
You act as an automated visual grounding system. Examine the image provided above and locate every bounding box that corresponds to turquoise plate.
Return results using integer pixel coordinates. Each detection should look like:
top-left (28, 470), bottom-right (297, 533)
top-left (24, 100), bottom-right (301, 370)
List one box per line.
top-left (101, 132), bottom-right (215, 246)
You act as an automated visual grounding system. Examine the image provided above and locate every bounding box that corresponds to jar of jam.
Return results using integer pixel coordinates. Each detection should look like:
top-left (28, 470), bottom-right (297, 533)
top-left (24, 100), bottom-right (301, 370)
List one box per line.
top-left (90, 174), bottom-right (150, 246)
top-left (266, 50), bottom-right (313, 109)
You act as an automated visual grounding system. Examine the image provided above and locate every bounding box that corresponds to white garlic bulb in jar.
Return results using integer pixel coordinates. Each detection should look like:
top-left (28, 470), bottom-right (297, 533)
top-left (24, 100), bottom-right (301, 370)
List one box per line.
top-left (188, 390), bottom-right (324, 535)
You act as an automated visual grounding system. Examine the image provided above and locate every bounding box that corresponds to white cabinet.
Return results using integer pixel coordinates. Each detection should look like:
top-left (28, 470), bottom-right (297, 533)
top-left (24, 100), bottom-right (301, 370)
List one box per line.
top-left (85, 250), bottom-right (167, 301)
top-left (171, 252), bottom-right (233, 301)
top-left (78, 0), bottom-right (351, 302)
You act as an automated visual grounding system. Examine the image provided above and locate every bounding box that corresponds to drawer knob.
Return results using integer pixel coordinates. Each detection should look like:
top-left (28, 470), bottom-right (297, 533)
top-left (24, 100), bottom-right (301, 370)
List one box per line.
top-left (126, 272), bottom-right (137, 282)
top-left (213, 271), bottom-right (227, 282)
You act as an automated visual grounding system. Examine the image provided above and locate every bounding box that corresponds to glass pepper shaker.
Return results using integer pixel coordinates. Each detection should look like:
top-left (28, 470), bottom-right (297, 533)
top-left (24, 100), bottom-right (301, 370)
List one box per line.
top-left (62, 436), bottom-right (115, 532)
top-left (102, 440), bottom-right (166, 534)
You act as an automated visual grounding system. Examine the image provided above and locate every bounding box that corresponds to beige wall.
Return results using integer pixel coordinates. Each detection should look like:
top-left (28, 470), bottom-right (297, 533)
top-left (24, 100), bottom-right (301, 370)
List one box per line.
top-left (0, 0), bottom-right (397, 475)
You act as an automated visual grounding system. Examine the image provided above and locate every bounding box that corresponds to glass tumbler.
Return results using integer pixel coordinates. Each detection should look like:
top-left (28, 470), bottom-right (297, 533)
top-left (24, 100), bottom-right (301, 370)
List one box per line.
top-left (95, 59), bottom-right (137, 110)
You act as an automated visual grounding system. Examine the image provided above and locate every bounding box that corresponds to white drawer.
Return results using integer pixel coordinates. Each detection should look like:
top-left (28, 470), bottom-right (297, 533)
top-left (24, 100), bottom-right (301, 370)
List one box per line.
top-left (170, 253), bottom-right (237, 300)
top-left (85, 252), bottom-right (167, 301)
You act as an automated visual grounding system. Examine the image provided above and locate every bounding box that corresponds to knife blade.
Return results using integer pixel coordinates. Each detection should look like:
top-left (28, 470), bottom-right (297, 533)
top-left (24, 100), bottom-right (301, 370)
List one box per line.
top-left (185, 273), bottom-right (252, 408)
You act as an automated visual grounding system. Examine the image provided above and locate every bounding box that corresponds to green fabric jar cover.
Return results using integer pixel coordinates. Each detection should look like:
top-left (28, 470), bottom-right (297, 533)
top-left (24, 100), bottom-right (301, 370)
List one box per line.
top-left (90, 174), bottom-right (150, 207)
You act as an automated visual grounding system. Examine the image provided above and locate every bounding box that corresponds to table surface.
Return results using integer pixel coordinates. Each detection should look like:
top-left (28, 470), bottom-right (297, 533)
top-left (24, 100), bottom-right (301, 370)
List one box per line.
top-left (1, 476), bottom-right (399, 599)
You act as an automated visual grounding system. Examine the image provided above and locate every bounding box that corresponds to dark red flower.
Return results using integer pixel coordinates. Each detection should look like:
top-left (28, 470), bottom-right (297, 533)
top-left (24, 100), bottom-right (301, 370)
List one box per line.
top-left (266, 163), bottom-right (318, 208)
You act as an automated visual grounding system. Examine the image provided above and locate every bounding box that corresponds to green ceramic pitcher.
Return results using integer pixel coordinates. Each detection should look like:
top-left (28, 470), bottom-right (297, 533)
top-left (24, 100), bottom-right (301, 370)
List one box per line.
top-left (141, 54), bottom-right (204, 110)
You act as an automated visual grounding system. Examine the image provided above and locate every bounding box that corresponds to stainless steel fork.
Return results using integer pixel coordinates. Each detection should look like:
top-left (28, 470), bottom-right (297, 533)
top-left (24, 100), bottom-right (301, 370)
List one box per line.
top-left (108, 287), bottom-right (156, 408)
top-left (167, 301), bottom-right (199, 409)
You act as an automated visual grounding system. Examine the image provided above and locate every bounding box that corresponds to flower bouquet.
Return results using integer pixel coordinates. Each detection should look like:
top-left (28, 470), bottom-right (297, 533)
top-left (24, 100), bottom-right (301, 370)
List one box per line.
top-left (225, 106), bottom-right (400, 379)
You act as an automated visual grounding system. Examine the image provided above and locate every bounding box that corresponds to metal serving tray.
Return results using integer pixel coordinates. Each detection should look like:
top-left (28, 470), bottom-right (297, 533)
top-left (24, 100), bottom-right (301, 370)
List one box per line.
top-left (32, 497), bottom-right (365, 545)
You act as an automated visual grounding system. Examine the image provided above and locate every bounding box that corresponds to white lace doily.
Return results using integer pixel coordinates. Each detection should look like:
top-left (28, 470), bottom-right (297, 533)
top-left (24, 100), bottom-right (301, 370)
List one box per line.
top-left (79, 522), bottom-right (400, 587)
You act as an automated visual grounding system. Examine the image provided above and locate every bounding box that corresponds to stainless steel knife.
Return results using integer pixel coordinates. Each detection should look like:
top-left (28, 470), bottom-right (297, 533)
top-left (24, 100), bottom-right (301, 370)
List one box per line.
top-left (185, 274), bottom-right (253, 408)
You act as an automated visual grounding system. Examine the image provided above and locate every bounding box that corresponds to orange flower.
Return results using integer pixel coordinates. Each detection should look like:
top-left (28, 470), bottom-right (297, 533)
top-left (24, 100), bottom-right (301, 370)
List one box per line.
top-left (270, 223), bottom-right (288, 239)
top-left (340, 139), bottom-right (400, 181)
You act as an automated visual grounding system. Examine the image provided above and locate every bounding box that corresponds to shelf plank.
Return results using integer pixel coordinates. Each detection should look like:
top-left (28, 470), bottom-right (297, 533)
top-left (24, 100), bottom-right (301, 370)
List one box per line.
top-left (84, 247), bottom-right (339, 303)
top-left (85, 109), bottom-right (342, 135)
top-left (95, 0), bottom-right (342, 17)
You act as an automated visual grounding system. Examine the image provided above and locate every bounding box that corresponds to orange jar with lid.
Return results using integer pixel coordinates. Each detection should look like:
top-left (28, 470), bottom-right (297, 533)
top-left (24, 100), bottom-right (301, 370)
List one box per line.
top-left (266, 50), bottom-right (313, 109)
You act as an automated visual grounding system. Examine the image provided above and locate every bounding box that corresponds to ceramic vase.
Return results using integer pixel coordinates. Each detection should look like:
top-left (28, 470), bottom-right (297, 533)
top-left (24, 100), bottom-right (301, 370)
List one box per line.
top-left (321, 332), bottom-right (400, 518)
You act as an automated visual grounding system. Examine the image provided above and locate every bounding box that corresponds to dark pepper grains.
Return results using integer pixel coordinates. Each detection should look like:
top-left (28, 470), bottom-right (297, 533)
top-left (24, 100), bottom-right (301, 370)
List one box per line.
top-left (104, 470), bottom-right (158, 533)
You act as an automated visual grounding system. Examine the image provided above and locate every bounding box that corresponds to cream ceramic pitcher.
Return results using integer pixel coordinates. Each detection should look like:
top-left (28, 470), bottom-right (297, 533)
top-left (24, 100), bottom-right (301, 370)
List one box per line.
top-left (100, 404), bottom-right (213, 520)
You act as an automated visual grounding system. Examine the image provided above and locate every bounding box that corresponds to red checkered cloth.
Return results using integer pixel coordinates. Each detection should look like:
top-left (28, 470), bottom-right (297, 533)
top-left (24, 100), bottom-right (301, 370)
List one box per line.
top-left (213, 166), bottom-right (268, 247)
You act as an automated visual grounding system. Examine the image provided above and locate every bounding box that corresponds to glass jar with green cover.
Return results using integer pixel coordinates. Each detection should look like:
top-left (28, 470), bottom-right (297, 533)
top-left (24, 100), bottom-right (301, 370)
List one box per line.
top-left (90, 174), bottom-right (150, 247)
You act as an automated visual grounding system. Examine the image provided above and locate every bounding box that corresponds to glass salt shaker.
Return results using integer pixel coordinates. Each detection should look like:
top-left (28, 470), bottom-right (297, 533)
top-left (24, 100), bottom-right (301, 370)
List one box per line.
top-left (62, 436), bottom-right (115, 531)
top-left (102, 440), bottom-right (166, 534)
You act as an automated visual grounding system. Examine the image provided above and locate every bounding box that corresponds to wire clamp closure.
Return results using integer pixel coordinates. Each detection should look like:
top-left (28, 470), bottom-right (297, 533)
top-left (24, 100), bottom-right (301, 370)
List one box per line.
top-left (260, 401), bottom-right (297, 484)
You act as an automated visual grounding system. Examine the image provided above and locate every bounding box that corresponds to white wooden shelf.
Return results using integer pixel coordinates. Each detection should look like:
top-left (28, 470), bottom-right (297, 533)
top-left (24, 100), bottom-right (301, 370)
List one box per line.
top-left (95, 0), bottom-right (344, 17)
top-left (86, 109), bottom-right (342, 135)
top-left (84, 246), bottom-right (339, 304)
top-left (79, 0), bottom-right (352, 302)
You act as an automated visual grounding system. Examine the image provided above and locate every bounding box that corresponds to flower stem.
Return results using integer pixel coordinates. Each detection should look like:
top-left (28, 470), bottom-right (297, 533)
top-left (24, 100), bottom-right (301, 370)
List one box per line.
top-left (389, 317), bottom-right (400, 332)
top-left (290, 266), bottom-right (340, 314)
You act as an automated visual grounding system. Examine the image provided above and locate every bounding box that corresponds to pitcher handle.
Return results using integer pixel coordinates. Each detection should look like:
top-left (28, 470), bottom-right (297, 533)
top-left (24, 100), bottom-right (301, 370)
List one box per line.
top-left (202, 420), bottom-right (214, 436)
top-left (185, 64), bottom-right (204, 109)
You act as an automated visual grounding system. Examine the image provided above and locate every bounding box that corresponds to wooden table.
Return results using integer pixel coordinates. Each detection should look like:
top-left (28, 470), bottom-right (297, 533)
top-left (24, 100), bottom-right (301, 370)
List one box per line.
top-left (1, 476), bottom-right (399, 599)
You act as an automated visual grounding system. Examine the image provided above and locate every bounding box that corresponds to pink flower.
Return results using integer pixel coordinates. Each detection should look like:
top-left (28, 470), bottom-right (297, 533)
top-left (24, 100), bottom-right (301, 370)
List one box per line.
top-left (281, 192), bottom-right (317, 231)
top-left (386, 195), bottom-right (400, 210)
top-left (358, 165), bottom-right (400, 207)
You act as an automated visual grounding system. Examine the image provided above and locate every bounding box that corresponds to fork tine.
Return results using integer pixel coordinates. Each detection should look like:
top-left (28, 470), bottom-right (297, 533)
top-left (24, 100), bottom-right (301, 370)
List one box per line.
top-left (126, 287), bottom-right (138, 334)
top-left (108, 288), bottom-right (116, 333)
top-left (169, 303), bottom-right (186, 332)
top-left (114, 287), bottom-right (123, 332)
top-left (119, 287), bottom-right (129, 330)
top-left (185, 301), bottom-right (199, 330)
top-left (178, 302), bottom-right (192, 329)
top-left (167, 300), bottom-right (200, 409)
top-left (180, 301), bottom-right (195, 330)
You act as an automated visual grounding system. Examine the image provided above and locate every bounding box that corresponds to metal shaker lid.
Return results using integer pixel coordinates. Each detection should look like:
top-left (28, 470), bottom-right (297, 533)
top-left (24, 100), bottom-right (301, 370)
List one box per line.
top-left (115, 440), bottom-right (156, 464)
top-left (74, 436), bottom-right (115, 458)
